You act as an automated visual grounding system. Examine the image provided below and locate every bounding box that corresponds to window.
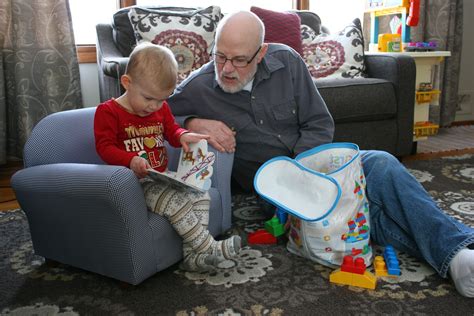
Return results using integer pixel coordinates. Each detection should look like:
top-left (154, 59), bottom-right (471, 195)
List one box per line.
top-left (136, 0), bottom-right (293, 13)
top-left (308, 0), bottom-right (365, 33)
top-left (69, 0), bottom-right (119, 45)
top-left (69, 0), bottom-right (119, 63)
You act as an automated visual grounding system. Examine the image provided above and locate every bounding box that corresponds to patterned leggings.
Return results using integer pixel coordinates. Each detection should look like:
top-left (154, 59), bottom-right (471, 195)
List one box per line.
top-left (140, 177), bottom-right (240, 270)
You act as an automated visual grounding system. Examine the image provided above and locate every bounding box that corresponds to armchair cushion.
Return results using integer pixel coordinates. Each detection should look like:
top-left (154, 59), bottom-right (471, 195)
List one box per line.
top-left (302, 18), bottom-right (366, 79)
top-left (128, 6), bottom-right (222, 82)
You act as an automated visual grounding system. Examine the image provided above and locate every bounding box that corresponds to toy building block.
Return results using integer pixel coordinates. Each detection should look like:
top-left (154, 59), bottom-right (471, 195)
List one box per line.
top-left (341, 255), bottom-right (366, 274)
top-left (374, 256), bottom-right (389, 277)
top-left (330, 269), bottom-right (377, 290)
top-left (330, 255), bottom-right (376, 290)
top-left (247, 229), bottom-right (277, 245)
top-left (264, 217), bottom-right (285, 237)
top-left (383, 245), bottom-right (401, 276)
top-left (276, 207), bottom-right (288, 225)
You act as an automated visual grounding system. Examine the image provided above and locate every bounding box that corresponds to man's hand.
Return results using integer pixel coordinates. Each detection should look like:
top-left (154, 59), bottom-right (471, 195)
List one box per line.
top-left (185, 118), bottom-right (236, 153)
top-left (130, 156), bottom-right (151, 178)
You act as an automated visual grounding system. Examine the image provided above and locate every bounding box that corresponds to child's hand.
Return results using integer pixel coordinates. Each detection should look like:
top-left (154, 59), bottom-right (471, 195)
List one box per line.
top-left (130, 156), bottom-right (151, 178)
top-left (180, 132), bottom-right (210, 152)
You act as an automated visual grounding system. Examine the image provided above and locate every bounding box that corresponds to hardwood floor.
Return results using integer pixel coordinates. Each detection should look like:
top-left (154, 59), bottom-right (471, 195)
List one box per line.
top-left (0, 161), bottom-right (22, 211)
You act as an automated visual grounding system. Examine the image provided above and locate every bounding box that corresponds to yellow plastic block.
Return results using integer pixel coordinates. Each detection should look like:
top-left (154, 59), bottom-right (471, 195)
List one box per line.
top-left (329, 269), bottom-right (377, 290)
top-left (374, 256), bottom-right (389, 277)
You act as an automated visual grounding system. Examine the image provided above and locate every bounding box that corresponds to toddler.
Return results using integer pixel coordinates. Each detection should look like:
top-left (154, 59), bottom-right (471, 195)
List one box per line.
top-left (94, 42), bottom-right (241, 271)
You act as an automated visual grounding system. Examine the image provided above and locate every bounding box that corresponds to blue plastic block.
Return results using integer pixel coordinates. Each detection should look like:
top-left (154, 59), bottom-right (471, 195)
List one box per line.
top-left (384, 245), bottom-right (401, 276)
top-left (276, 207), bottom-right (288, 224)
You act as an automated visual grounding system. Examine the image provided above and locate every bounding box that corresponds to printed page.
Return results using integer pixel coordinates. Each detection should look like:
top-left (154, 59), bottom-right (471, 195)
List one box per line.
top-left (177, 139), bottom-right (215, 191)
top-left (147, 139), bottom-right (215, 192)
top-left (147, 169), bottom-right (205, 193)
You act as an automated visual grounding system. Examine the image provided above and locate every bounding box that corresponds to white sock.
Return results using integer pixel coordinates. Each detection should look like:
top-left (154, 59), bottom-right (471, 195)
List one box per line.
top-left (449, 248), bottom-right (474, 298)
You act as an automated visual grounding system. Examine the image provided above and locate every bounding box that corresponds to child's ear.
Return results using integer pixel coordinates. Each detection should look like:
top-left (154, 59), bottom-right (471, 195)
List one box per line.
top-left (120, 75), bottom-right (131, 89)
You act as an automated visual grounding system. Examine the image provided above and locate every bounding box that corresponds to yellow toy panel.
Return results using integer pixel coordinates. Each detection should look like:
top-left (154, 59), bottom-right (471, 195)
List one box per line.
top-left (378, 33), bottom-right (401, 52)
top-left (414, 122), bottom-right (439, 137)
top-left (365, 0), bottom-right (409, 12)
top-left (415, 90), bottom-right (440, 104)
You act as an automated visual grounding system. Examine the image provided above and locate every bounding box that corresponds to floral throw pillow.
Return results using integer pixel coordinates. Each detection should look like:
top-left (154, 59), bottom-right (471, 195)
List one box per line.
top-left (301, 18), bottom-right (366, 80)
top-left (128, 6), bottom-right (222, 82)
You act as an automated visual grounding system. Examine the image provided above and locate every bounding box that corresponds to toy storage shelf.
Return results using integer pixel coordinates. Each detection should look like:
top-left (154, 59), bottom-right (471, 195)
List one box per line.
top-left (366, 51), bottom-right (451, 142)
top-left (413, 122), bottom-right (439, 138)
top-left (416, 90), bottom-right (440, 104)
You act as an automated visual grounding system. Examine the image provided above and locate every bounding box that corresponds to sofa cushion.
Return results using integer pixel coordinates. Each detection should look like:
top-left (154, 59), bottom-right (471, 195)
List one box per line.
top-left (128, 6), bottom-right (222, 82)
top-left (113, 6), bottom-right (200, 57)
top-left (294, 11), bottom-right (322, 36)
top-left (315, 77), bottom-right (397, 123)
top-left (302, 18), bottom-right (366, 80)
top-left (113, 7), bottom-right (140, 57)
top-left (250, 6), bottom-right (303, 56)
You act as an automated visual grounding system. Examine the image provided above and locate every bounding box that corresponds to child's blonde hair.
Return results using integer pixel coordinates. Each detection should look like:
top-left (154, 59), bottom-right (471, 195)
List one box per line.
top-left (125, 42), bottom-right (178, 91)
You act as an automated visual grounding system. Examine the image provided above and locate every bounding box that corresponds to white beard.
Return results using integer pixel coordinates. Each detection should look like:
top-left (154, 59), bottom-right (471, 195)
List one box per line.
top-left (214, 63), bottom-right (257, 94)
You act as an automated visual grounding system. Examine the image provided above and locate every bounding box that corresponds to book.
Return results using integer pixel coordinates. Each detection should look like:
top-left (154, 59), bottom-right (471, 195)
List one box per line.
top-left (147, 139), bottom-right (215, 193)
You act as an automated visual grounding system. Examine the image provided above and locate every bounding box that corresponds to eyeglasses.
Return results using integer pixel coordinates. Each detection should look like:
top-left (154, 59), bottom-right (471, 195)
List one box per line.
top-left (212, 46), bottom-right (261, 68)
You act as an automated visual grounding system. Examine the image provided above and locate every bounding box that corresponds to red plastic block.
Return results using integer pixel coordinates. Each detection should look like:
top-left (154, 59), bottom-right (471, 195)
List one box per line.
top-left (341, 255), bottom-right (354, 273)
top-left (248, 229), bottom-right (277, 244)
top-left (341, 255), bottom-right (366, 275)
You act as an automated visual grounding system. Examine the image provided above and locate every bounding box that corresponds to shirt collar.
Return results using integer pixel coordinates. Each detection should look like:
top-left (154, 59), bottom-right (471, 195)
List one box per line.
top-left (242, 79), bottom-right (253, 92)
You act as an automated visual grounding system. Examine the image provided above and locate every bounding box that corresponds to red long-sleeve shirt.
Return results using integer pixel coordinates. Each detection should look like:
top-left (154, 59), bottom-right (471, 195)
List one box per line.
top-left (94, 99), bottom-right (187, 172)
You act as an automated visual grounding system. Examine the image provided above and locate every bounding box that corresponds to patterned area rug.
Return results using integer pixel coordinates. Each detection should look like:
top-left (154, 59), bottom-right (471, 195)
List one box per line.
top-left (1, 154), bottom-right (473, 315)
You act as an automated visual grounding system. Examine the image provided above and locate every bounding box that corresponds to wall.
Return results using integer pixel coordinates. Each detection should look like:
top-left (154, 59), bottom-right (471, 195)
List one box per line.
top-left (79, 63), bottom-right (100, 108)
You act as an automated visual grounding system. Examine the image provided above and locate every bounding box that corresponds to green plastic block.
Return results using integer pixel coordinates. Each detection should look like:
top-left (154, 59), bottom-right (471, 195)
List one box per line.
top-left (265, 217), bottom-right (285, 237)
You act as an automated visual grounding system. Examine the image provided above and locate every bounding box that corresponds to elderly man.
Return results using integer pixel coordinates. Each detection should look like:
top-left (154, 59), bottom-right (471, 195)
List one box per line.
top-left (168, 11), bottom-right (474, 297)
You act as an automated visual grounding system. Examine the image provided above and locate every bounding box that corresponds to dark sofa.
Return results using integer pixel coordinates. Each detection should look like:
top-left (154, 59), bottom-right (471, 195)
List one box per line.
top-left (96, 6), bottom-right (415, 157)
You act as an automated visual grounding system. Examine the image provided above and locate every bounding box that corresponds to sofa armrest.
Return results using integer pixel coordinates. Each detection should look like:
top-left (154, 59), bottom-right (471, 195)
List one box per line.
top-left (96, 23), bottom-right (129, 78)
top-left (364, 53), bottom-right (416, 156)
top-left (11, 163), bottom-right (157, 285)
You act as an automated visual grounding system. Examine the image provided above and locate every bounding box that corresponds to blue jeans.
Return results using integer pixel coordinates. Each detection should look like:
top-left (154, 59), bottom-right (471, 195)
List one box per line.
top-left (362, 150), bottom-right (474, 278)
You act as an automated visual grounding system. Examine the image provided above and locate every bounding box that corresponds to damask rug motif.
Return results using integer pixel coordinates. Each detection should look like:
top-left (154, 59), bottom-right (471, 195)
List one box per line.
top-left (1, 155), bottom-right (473, 315)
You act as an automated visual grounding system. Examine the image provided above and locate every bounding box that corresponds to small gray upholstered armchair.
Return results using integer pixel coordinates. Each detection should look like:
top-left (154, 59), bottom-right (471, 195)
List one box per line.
top-left (11, 107), bottom-right (234, 285)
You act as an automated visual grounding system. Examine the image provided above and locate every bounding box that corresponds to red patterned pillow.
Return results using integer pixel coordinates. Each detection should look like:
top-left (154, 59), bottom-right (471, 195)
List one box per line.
top-left (250, 6), bottom-right (303, 56)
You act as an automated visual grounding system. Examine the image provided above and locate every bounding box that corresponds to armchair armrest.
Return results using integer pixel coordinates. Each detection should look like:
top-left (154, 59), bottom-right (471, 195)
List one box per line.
top-left (364, 53), bottom-right (416, 156)
top-left (96, 23), bottom-right (129, 78)
top-left (11, 163), bottom-right (159, 285)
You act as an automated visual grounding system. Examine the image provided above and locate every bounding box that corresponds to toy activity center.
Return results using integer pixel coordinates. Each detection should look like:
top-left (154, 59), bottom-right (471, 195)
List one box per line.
top-left (365, 0), bottom-right (420, 52)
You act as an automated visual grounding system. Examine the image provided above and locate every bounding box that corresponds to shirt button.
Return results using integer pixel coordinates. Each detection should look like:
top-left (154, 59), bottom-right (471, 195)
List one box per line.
top-left (251, 96), bottom-right (256, 100)
top-left (292, 109), bottom-right (296, 114)
top-left (278, 134), bottom-right (281, 138)
top-left (259, 120), bottom-right (263, 124)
